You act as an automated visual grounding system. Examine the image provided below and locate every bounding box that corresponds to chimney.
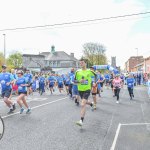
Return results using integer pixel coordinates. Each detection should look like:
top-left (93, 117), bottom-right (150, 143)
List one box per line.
top-left (70, 53), bottom-right (74, 58)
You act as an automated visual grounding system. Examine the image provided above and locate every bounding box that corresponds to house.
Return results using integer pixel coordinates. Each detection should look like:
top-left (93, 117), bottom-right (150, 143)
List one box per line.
top-left (22, 46), bottom-right (79, 73)
top-left (22, 54), bottom-right (45, 72)
top-left (125, 56), bottom-right (144, 72)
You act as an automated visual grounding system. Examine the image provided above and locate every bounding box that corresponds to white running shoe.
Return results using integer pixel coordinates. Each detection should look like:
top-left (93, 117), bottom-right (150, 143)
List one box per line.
top-left (76, 120), bottom-right (83, 127)
top-left (116, 101), bottom-right (119, 104)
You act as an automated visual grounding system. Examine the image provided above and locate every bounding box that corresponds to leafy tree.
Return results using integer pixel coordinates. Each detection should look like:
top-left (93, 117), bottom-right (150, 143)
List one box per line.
top-left (0, 52), bottom-right (4, 72)
top-left (82, 42), bottom-right (108, 66)
top-left (7, 52), bottom-right (22, 68)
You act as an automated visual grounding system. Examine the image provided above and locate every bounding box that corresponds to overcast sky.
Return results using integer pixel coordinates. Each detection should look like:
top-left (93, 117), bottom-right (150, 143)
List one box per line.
top-left (0, 0), bottom-right (150, 68)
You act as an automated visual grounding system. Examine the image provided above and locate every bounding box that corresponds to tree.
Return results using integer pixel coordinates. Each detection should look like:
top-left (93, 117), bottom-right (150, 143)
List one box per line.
top-left (82, 42), bottom-right (108, 66)
top-left (7, 52), bottom-right (22, 69)
top-left (0, 52), bottom-right (4, 72)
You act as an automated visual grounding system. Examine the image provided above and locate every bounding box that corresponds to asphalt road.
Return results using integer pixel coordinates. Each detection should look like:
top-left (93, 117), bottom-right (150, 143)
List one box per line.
top-left (0, 86), bottom-right (150, 150)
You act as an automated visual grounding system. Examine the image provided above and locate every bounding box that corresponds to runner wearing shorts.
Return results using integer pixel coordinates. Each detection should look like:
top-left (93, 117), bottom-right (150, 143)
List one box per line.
top-left (16, 70), bottom-right (31, 114)
top-left (75, 59), bottom-right (96, 127)
top-left (0, 65), bottom-right (16, 114)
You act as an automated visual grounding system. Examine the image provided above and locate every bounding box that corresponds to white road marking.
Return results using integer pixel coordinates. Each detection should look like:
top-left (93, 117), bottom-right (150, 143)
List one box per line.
top-left (2, 97), bottom-right (68, 119)
top-left (121, 122), bottom-right (150, 126)
top-left (110, 123), bottom-right (121, 150)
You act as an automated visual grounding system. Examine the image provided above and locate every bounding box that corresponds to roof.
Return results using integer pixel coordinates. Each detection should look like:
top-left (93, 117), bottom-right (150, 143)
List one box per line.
top-left (23, 54), bottom-right (45, 58)
top-left (40, 51), bottom-right (78, 61)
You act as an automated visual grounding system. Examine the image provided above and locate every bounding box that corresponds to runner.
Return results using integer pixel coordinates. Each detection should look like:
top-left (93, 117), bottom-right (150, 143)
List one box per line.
top-left (75, 59), bottom-right (96, 127)
top-left (126, 74), bottom-right (135, 100)
top-left (0, 65), bottom-right (16, 114)
top-left (90, 66), bottom-right (97, 105)
top-left (15, 70), bottom-right (31, 114)
top-left (104, 72), bottom-right (110, 89)
top-left (96, 71), bottom-right (102, 97)
top-left (11, 69), bottom-right (18, 96)
top-left (56, 75), bottom-right (64, 94)
top-left (99, 72), bottom-right (105, 92)
top-left (113, 74), bottom-right (122, 104)
top-left (48, 74), bottom-right (56, 94)
top-left (109, 73), bottom-right (115, 96)
top-left (68, 68), bottom-right (75, 98)
top-left (91, 81), bottom-right (97, 110)
top-left (39, 74), bottom-right (45, 95)
top-left (64, 74), bottom-right (70, 95)
top-left (24, 69), bottom-right (33, 95)
top-left (71, 73), bottom-right (80, 106)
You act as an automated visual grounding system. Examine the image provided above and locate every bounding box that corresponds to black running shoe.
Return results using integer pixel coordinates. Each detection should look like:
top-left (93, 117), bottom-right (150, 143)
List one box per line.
top-left (12, 104), bottom-right (16, 111)
top-left (76, 102), bottom-right (79, 106)
top-left (7, 109), bottom-right (14, 114)
top-left (75, 99), bottom-right (77, 103)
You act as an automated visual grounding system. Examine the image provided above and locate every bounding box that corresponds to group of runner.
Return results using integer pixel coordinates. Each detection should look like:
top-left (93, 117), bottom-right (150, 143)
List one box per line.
top-left (0, 60), bottom-right (137, 127)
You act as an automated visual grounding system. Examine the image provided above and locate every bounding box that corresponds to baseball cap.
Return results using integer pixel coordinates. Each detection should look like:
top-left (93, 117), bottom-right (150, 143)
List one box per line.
top-left (2, 64), bottom-right (7, 69)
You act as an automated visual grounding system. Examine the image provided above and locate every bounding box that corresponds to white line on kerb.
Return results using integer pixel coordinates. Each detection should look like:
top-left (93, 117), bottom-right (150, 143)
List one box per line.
top-left (110, 123), bottom-right (121, 150)
top-left (2, 97), bottom-right (67, 119)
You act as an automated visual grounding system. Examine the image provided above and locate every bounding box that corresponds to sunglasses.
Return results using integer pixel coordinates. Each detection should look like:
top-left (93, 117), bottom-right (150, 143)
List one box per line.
top-left (17, 73), bottom-right (22, 74)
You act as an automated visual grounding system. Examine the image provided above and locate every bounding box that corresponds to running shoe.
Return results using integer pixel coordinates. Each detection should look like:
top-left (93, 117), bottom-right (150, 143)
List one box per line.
top-left (75, 99), bottom-right (77, 103)
top-left (40, 90), bottom-right (43, 95)
top-left (76, 120), bottom-right (83, 127)
top-left (91, 102), bottom-right (95, 111)
top-left (12, 104), bottom-right (16, 111)
top-left (94, 104), bottom-right (96, 110)
top-left (76, 101), bottom-right (80, 106)
top-left (26, 108), bottom-right (31, 114)
top-left (7, 109), bottom-right (14, 114)
top-left (20, 108), bottom-right (24, 114)
top-left (116, 101), bottom-right (119, 104)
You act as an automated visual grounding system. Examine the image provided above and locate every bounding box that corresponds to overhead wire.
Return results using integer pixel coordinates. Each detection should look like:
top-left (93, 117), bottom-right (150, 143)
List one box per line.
top-left (0, 11), bottom-right (150, 32)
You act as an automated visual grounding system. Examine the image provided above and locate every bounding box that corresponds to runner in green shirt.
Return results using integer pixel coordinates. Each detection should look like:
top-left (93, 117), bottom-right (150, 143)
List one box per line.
top-left (75, 59), bottom-right (96, 127)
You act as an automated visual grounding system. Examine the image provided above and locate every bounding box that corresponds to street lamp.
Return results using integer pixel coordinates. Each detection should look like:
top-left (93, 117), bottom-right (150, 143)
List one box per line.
top-left (3, 34), bottom-right (6, 64)
top-left (135, 48), bottom-right (139, 72)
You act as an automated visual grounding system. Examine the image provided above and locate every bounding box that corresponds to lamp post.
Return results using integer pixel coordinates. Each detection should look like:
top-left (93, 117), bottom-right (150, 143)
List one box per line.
top-left (135, 48), bottom-right (139, 72)
top-left (3, 34), bottom-right (6, 64)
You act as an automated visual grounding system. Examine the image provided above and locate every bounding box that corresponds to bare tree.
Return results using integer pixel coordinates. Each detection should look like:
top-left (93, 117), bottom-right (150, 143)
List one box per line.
top-left (83, 42), bottom-right (107, 66)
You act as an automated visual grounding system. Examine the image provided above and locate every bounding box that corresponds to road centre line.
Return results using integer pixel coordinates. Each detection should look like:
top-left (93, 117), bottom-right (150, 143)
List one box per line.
top-left (2, 97), bottom-right (68, 119)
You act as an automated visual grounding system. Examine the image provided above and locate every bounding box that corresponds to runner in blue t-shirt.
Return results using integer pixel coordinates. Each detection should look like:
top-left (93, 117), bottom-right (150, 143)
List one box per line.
top-left (38, 74), bottom-right (45, 95)
top-left (16, 70), bottom-right (31, 114)
top-left (104, 73), bottom-right (110, 89)
top-left (56, 75), bottom-right (64, 93)
top-left (64, 74), bottom-right (70, 95)
top-left (68, 68), bottom-right (75, 98)
top-left (96, 71), bottom-right (101, 97)
top-left (126, 74), bottom-right (135, 100)
top-left (48, 74), bottom-right (56, 94)
top-left (24, 70), bottom-right (33, 95)
top-left (71, 74), bottom-right (80, 105)
top-left (0, 65), bottom-right (16, 114)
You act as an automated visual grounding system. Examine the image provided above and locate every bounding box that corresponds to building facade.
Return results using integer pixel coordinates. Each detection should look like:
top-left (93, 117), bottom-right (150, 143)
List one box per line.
top-left (22, 47), bottom-right (79, 73)
top-left (125, 56), bottom-right (144, 72)
top-left (22, 54), bottom-right (45, 72)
